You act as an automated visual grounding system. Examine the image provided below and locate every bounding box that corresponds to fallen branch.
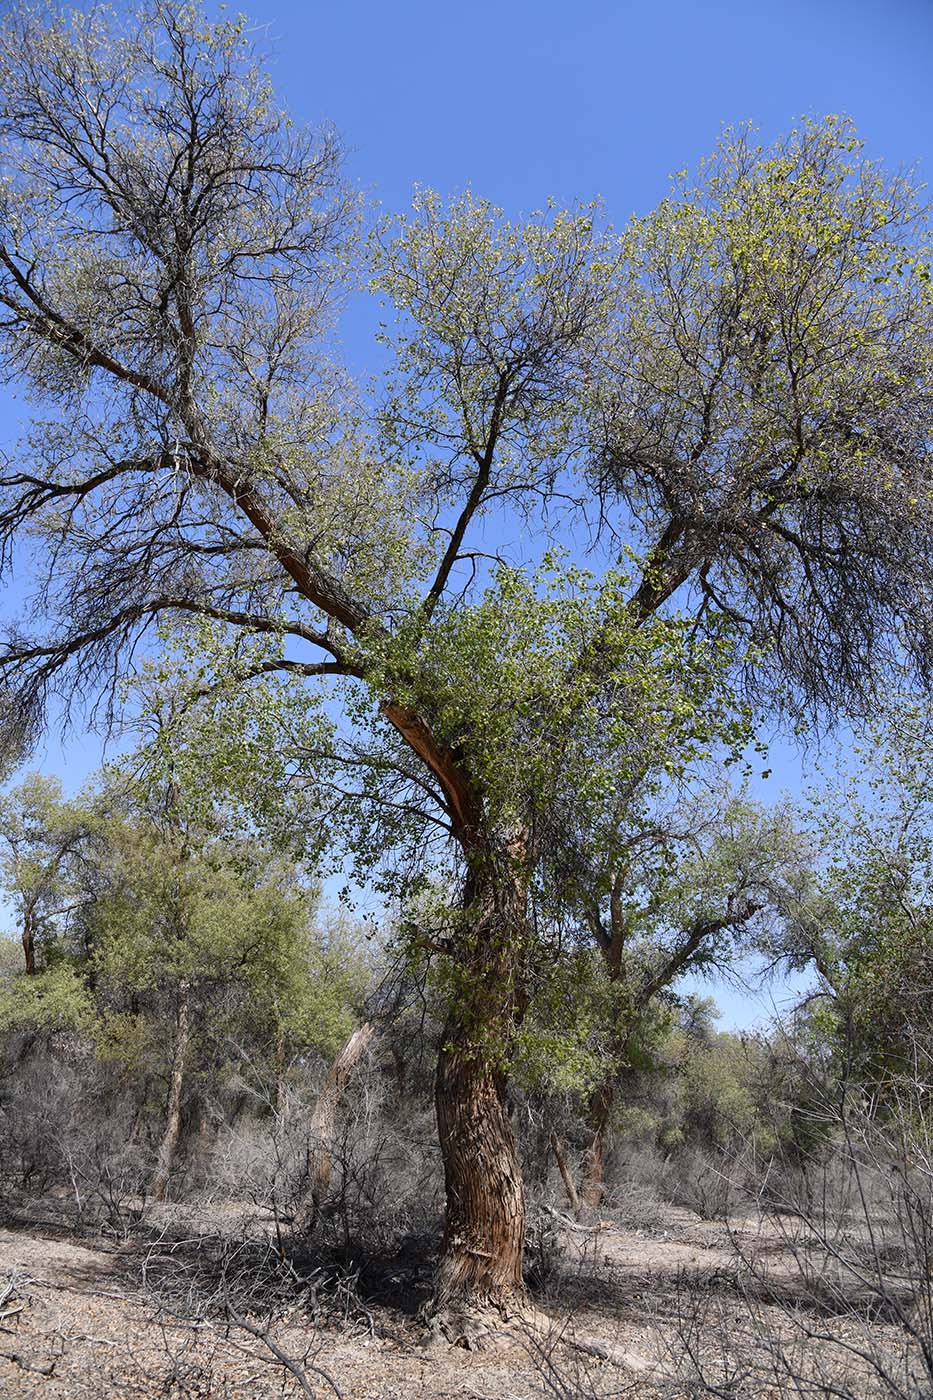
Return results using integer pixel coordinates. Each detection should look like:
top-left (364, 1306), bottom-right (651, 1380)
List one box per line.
top-left (541, 1204), bottom-right (613, 1235)
top-left (0, 1349), bottom-right (55, 1376)
top-left (521, 1305), bottom-right (658, 1375)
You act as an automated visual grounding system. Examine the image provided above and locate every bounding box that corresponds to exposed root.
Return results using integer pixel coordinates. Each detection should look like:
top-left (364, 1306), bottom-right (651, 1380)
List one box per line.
top-left (422, 1301), bottom-right (508, 1351)
top-left (421, 1296), bottom-right (659, 1375)
top-left (518, 1304), bottom-right (659, 1375)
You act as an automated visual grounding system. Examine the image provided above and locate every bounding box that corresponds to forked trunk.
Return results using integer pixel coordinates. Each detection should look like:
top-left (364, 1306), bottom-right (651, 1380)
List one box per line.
top-left (431, 836), bottom-right (529, 1320)
top-left (149, 978), bottom-right (191, 1203)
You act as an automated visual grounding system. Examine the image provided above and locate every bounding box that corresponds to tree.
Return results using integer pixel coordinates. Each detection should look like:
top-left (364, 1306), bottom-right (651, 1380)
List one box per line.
top-left (0, 774), bottom-right (92, 974)
top-left (543, 790), bottom-right (807, 1207)
top-left (591, 117), bottom-right (933, 702)
top-left (87, 806), bottom-right (324, 1200)
top-left (88, 669), bottom-right (360, 1201)
top-left (781, 705), bottom-right (933, 1087)
top-left (0, 676), bottom-right (370, 1212)
top-left (0, 1), bottom-right (931, 1316)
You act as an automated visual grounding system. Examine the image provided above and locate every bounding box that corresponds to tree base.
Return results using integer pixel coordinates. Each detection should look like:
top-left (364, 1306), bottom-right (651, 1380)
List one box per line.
top-left (421, 1295), bottom-right (657, 1373)
top-left (420, 1281), bottom-right (528, 1350)
top-left (422, 1302), bottom-right (510, 1351)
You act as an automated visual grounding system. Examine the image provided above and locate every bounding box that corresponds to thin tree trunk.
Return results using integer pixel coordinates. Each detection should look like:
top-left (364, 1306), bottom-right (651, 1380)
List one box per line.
top-left (149, 978), bottom-right (191, 1203)
top-left (549, 1131), bottom-right (582, 1217)
top-left (126, 1104), bottom-right (143, 1148)
top-left (430, 837), bottom-right (529, 1323)
top-left (21, 903), bottom-right (36, 975)
top-left (274, 1020), bottom-right (288, 1122)
top-left (583, 890), bottom-right (631, 1211)
top-left (390, 1043), bottom-right (407, 1102)
top-left (294, 1021), bottom-right (374, 1231)
top-left (582, 1075), bottom-right (614, 1209)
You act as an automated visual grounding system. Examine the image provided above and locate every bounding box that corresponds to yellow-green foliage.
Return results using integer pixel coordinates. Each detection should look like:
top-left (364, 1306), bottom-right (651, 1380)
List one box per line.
top-left (620, 115), bottom-right (931, 480)
top-left (514, 951), bottom-right (612, 1095)
top-left (365, 555), bottom-right (750, 841)
top-left (88, 815), bottom-right (356, 1064)
top-left (0, 960), bottom-right (92, 1033)
top-left (656, 1026), bottom-right (775, 1155)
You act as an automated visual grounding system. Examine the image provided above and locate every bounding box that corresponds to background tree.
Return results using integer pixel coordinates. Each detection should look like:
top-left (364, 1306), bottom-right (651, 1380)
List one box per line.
top-left (779, 704), bottom-right (933, 1089)
top-left (0, 1), bottom-right (931, 1318)
top-left (540, 789), bottom-right (807, 1207)
top-left (94, 665), bottom-right (363, 1201)
top-left (87, 806), bottom-right (317, 1200)
top-left (0, 774), bottom-right (93, 975)
top-left (0, 656), bottom-right (364, 1204)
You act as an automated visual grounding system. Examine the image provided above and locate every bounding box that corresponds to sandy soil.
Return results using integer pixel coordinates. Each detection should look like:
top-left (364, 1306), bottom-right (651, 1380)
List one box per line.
top-left (0, 1205), bottom-right (911, 1399)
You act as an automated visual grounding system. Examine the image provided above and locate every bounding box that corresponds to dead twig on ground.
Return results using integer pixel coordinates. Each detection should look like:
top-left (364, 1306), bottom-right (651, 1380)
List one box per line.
top-left (224, 1303), bottom-right (344, 1399)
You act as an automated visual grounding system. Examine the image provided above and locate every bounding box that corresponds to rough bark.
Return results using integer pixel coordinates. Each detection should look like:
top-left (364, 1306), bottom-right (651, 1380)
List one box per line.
top-left (430, 836), bottom-right (529, 1324)
top-left (434, 1025), bottom-right (526, 1316)
top-left (149, 977), bottom-right (191, 1203)
top-left (294, 1021), bottom-right (374, 1232)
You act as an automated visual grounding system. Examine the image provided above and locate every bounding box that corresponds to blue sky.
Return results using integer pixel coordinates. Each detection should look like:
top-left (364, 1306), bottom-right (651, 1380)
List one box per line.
top-left (268, 0), bottom-right (933, 223)
top-left (1, 0), bottom-right (931, 1025)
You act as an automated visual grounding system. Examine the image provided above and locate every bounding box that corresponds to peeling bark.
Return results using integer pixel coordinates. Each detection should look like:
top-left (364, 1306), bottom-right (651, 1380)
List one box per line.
top-left (434, 1023), bottom-right (526, 1312)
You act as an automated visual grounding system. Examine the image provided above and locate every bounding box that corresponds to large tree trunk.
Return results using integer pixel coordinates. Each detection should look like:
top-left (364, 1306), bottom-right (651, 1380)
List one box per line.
top-left (294, 1021), bottom-right (374, 1232)
top-left (430, 836), bottom-right (529, 1323)
top-left (149, 978), bottom-right (191, 1203)
top-left (434, 1023), bottom-right (526, 1313)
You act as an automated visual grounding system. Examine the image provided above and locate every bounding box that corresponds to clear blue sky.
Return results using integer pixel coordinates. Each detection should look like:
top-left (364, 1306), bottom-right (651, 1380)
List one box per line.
top-left (2, 0), bottom-right (931, 1024)
top-left (267, 0), bottom-right (933, 222)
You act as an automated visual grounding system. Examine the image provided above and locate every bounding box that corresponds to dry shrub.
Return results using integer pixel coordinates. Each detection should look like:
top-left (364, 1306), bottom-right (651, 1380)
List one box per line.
top-left (662, 1147), bottom-right (736, 1222)
top-left (310, 1070), bottom-right (442, 1261)
top-left (663, 1083), bottom-right (933, 1399)
top-left (0, 1033), bottom-right (148, 1231)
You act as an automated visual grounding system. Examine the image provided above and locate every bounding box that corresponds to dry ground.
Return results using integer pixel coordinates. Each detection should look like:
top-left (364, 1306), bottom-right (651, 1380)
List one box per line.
top-left (0, 1203), bottom-right (912, 1399)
